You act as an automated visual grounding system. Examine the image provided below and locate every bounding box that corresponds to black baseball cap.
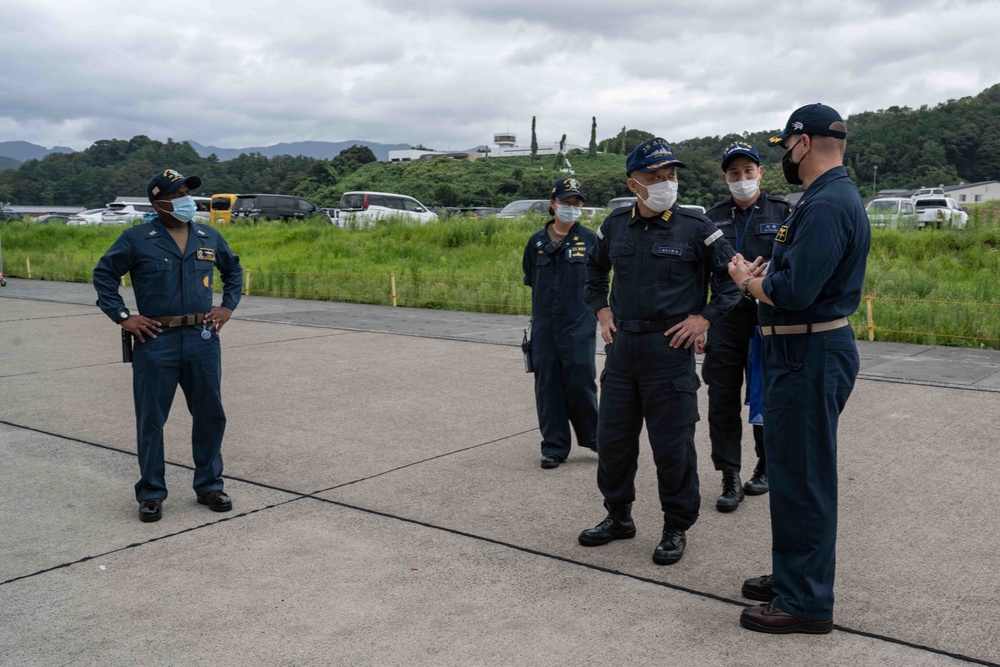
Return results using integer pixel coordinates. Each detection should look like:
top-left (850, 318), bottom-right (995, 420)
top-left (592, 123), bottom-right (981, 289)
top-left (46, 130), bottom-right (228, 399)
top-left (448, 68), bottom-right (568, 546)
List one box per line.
top-left (721, 140), bottom-right (760, 170)
top-left (551, 177), bottom-right (585, 202)
top-left (768, 103), bottom-right (847, 146)
top-left (626, 138), bottom-right (686, 175)
top-left (147, 169), bottom-right (202, 203)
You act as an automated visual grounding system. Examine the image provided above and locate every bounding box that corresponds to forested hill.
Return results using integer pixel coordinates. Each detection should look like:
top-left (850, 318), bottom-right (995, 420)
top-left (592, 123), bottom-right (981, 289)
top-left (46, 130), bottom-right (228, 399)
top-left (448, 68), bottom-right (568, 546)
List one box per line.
top-left (2, 83), bottom-right (998, 210)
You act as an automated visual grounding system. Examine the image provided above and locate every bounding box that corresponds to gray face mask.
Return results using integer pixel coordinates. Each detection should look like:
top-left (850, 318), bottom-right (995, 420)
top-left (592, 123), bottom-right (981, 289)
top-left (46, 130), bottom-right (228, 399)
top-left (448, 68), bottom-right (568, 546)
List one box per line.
top-left (555, 204), bottom-right (582, 223)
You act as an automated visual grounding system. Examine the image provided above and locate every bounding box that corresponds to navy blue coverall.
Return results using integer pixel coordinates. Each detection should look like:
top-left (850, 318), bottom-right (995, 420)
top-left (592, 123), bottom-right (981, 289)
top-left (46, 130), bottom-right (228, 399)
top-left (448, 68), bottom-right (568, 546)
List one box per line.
top-left (94, 217), bottom-right (243, 502)
top-left (758, 166), bottom-right (869, 620)
top-left (523, 221), bottom-right (599, 460)
top-left (586, 205), bottom-right (739, 529)
top-left (703, 192), bottom-right (791, 472)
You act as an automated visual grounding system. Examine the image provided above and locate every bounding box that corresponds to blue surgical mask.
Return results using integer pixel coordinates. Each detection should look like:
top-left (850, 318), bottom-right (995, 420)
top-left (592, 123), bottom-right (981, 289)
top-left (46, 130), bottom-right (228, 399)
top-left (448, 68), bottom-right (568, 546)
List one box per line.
top-left (555, 204), bottom-right (582, 223)
top-left (162, 196), bottom-right (197, 223)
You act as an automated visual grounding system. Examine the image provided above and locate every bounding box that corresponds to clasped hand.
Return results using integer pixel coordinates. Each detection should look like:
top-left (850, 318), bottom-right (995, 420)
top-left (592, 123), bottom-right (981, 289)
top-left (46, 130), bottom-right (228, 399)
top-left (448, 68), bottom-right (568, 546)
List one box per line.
top-left (728, 253), bottom-right (767, 285)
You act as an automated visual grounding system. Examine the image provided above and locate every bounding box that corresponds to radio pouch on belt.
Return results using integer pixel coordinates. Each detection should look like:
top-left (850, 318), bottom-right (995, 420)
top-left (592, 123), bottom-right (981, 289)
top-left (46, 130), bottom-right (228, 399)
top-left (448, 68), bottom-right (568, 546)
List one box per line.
top-left (521, 319), bottom-right (533, 374)
top-left (122, 328), bottom-right (133, 364)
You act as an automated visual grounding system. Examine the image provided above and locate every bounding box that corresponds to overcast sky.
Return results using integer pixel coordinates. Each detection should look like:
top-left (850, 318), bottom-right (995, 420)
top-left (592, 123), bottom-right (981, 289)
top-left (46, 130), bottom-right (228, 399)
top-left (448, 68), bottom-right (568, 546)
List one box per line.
top-left (2, 0), bottom-right (998, 152)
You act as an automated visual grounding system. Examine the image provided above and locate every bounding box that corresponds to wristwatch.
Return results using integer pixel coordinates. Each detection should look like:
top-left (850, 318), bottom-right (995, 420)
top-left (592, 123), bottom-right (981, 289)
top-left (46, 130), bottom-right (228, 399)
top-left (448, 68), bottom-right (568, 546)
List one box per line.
top-left (740, 278), bottom-right (753, 299)
top-left (116, 309), bottom-right (131, 324)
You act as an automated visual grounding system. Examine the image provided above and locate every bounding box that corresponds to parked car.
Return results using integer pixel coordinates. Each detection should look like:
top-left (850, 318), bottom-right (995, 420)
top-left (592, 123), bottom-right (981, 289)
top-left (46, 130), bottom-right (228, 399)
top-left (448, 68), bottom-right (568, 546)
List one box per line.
top-left (605, 196), bottom-right (637, 212)
top-left (604, 197), bottom-right (704, 215)
top-left (102, 202), bottom-right (154, 224)
top-left (440, 206), bottom-right (500, 219)
top-left (210, 194), bottom-right (239, 225)
top-left (866, 197), bottom-right (918, 228)
top-left (333, 191), bottom-right (437, 227)
top-left (67, 208), bottom-right (110, 225)
top-left (231, 194), bottom-right (323, 222)
top-left (911, 187), bottom-right (945, 199)
top-left (496, 200), bottom-right (550, 218)
top-left (193, 196), bottom-right (211, 224)
top-left (913, 196), bottom-right (969, 229)
top-left (34, 214), bottom-right (70, 224)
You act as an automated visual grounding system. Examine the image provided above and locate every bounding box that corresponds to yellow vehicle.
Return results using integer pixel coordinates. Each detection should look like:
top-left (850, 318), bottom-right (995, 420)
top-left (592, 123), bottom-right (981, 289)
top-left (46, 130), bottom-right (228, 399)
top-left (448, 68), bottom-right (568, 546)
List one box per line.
top-left (209, 194), bottom-right (239, 225)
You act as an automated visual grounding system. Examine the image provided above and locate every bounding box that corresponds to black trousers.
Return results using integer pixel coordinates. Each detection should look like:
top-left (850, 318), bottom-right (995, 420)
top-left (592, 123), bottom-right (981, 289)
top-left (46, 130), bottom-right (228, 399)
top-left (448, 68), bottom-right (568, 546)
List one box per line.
top-left (701, 303), bottom-right (764, 472)
top-left (596, 330), bottom-right (701, 530)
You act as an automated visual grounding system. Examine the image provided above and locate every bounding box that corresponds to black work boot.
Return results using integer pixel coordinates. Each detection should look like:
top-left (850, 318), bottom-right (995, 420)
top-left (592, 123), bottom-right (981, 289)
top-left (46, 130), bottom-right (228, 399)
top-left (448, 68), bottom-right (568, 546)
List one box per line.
top-left (743, 460), bottom-right (769, 495)
top-left (716, 470), bottom-right (745, 513)
top-left (652, 524), bottom-right (686, 565)
top-left (578, 502), bottom-right (636, 546)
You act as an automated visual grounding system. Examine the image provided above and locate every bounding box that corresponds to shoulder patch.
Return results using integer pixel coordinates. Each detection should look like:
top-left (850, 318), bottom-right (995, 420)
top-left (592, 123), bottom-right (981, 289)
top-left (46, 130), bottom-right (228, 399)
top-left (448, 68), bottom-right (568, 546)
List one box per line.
top-left (704, 229), bottom-right (723, 246)
top-left (597, 227), bottom-right (604, 240)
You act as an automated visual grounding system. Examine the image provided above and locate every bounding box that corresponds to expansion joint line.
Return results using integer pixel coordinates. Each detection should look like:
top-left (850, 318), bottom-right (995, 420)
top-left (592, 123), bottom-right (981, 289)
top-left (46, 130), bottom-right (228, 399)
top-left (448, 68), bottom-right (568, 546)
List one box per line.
top-left (311, 496), bottom-right (1000, 667)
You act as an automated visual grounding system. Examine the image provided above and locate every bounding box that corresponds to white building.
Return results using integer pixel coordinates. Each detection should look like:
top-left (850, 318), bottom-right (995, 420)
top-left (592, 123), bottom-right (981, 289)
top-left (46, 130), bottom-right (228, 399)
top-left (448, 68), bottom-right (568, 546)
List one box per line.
top-left (387, 149), bottom-right (448, 162)
top-left (943, 180), bottom-right (1000, 204)
top-left (387, 149), bottom-right (485, 163)
top-left (489, 133), bottom-right (586, 158)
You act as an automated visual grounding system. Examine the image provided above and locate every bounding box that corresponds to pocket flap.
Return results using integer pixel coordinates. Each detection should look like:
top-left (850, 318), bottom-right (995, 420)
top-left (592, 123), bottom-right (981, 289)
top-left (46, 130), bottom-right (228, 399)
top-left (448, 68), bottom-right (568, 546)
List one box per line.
top-left (671, 374), bottom-right (701, 393)
top-left (610, 242), bottom-right (635, 257)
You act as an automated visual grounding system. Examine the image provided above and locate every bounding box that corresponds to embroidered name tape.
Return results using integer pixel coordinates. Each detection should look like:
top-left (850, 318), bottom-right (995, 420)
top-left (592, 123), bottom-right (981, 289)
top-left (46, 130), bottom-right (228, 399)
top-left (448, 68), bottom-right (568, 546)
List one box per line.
top-left (654, 246), bottom-right (683, 257)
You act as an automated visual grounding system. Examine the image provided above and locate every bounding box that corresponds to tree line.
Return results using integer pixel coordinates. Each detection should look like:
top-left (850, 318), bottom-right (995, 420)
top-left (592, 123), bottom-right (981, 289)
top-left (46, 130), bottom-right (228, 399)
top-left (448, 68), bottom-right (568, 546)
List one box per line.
top-left (2, 83), bottom-right (998, 211)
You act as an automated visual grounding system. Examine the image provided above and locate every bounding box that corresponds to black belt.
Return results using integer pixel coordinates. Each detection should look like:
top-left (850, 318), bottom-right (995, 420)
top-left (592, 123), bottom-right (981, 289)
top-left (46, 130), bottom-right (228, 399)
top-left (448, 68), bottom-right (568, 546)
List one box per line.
top-left (614, 315), bottom-right (685, 333)
top-left (158, 314), bottom-right (204, 327)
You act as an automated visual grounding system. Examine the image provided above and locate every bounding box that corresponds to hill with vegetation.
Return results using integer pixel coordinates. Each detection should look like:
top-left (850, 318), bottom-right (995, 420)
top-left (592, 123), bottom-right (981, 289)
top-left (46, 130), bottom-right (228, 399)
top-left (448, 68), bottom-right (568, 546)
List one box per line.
top-left (2, 84), bottom-right (999, 209)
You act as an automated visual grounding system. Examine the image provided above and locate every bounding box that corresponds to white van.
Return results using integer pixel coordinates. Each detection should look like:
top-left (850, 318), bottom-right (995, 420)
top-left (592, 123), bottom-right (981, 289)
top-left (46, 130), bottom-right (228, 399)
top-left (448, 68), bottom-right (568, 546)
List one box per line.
top-left (334, 191), bottom-right (437, 227)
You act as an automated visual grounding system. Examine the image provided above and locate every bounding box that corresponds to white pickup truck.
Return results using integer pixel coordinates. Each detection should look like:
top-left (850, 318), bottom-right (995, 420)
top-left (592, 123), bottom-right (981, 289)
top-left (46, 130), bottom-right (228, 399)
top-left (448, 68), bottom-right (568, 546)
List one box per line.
top-left (913, 196), bottom-right (969, 230)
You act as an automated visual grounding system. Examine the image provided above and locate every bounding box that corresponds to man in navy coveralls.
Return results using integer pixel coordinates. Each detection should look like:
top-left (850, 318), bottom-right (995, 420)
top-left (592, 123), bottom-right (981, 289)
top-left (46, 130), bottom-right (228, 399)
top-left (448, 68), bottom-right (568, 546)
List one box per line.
top-left (94, 169), bottom-right (243, 523)
top-left (728, 104), bottom-right (869, 634)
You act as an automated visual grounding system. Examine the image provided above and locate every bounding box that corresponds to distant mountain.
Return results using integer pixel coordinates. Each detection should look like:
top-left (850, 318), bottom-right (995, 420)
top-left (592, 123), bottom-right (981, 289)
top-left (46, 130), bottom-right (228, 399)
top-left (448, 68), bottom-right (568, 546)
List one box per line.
top-left (186, 140), bottom-right (413, 162)
top-left (0, 155), bottom-right (21, 171)
top-left (0, 141), bottom-right (73, 163)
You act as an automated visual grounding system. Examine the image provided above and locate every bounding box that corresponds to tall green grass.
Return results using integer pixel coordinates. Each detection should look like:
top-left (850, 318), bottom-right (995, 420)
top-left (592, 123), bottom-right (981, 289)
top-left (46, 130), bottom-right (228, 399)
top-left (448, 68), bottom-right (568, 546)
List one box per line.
top-left (2, 202), bottom-right (999, 348)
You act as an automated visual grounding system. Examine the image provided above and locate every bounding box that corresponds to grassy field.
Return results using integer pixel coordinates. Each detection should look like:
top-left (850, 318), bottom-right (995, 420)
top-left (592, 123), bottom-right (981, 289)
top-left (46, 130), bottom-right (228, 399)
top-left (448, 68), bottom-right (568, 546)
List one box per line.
top-left (2, 201), bottom-right (999, 348)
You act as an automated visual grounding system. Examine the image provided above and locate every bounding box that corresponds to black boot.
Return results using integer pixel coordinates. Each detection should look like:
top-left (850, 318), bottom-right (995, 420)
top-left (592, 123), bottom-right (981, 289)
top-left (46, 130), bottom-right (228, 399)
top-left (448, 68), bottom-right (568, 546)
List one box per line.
top-left (652, 524), bottom-right (686, 565)
top-left (716, 470), bottom-right (745, 513)
top-left (743, 460), bottom-right (769, 495)
top-left (578, 502), bottom-right (636, 546)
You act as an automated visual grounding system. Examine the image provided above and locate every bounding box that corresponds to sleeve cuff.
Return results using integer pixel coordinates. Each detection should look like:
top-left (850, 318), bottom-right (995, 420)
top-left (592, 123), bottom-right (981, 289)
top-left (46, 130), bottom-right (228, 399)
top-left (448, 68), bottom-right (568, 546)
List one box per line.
top-left (700, 307), bottom-right (721, 326)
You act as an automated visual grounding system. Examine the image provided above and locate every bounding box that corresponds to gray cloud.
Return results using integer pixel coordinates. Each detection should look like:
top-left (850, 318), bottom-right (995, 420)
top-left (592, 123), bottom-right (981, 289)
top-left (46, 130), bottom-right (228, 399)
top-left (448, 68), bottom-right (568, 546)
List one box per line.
top-left (0, 0), bottom-right (997, 152)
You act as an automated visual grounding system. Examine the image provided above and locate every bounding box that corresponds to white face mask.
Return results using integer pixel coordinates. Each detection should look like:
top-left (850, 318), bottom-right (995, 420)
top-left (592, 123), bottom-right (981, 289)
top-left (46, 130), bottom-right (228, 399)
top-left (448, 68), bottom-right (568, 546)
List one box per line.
top-left (636, 179), bottom-right (677, 213)
top-left (555, 204), bottom-right (582, 223)
top-left (728, 178), bottom-right (760, 202)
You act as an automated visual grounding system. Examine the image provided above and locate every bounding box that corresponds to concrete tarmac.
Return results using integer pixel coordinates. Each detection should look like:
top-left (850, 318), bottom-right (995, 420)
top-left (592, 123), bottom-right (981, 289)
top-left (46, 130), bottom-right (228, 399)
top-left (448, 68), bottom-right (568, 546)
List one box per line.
top-left (1, 278), bottom-right (998, 666)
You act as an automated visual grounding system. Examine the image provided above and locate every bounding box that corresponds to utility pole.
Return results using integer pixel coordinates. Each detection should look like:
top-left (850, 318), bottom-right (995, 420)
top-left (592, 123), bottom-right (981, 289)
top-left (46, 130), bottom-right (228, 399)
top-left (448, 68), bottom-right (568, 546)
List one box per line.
top-left (873, 165), bottom-right (878, 195)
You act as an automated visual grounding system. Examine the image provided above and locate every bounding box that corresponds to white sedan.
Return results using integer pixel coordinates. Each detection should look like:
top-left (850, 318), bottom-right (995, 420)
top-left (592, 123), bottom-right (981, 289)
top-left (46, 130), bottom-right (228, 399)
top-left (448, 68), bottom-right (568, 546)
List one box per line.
top-left (67, 208), bottom-right (109, 225)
